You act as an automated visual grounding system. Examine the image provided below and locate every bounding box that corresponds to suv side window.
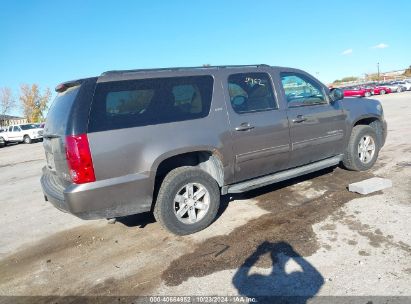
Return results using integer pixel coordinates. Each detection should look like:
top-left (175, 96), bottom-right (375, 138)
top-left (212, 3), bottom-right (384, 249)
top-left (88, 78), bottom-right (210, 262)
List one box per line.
top-left (172, 84), bottom-right (203, 114)
top-left (13, 126), bottom-right (20, 132)
top-left (8, 126), bottom-right (13, 132)
top-left (106, 89), bottom-right (154, 115)
top-left (89, 76), bottom-right (213, 132)
top-left (280, 73), bottom-right (326, 107)
top-left (228, 73), bottom-right (277, 114)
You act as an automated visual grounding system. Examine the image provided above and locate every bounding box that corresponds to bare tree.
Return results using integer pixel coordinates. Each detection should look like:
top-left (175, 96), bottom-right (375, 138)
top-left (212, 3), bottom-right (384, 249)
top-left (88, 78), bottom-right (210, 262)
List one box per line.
top-left (19, 84), bottom-right (51, 123)
top-left (0, 87), bottom-right (15, 114)
top-left (0, 87), bottom-right (16, 125)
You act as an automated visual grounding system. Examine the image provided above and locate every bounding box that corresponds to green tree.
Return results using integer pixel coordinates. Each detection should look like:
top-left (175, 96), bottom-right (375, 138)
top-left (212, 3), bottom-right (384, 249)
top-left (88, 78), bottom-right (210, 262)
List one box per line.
top-left (341, 76), bottom-right (358, 82)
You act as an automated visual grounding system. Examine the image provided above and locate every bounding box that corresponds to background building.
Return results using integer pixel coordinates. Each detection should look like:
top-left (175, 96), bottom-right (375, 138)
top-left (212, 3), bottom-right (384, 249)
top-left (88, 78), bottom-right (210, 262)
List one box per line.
top-left (0, 115), bottom-right (27, 128)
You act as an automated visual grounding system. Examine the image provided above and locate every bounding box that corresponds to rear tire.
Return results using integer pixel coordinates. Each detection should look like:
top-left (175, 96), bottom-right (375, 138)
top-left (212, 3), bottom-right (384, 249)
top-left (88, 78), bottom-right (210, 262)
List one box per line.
top-left (154, 166), bottom-right (220, 235)
top-left (343, 125), bottom-right (379, 171)
top-left (380, 90), bottom-right (386, 95)
top-left (364, 91), bottom-right (371, 97)
top-left (23, 135), bottom-right (32, 144)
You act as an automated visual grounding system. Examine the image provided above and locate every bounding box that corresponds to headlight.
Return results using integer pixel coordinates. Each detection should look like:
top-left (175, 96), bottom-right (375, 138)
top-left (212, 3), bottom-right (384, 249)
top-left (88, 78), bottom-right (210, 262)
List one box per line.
top-left (376, 104), bottom-right (382, 112)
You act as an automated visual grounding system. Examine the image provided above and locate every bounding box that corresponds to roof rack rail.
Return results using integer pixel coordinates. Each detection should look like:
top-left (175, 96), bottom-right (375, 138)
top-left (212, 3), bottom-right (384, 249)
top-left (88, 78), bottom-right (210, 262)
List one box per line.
top-left (101, 64), bottom-right (270, 76)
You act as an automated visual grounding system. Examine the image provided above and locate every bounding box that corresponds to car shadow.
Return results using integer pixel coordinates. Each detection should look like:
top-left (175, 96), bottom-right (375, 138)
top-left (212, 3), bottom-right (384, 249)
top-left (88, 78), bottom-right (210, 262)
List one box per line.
top-left (117, 167), bottom-right (337, 229)
top-left (116, 212), bottom-right (155, 228)
top-left (232, 241), bottom-right (324, 303)
top-left (225, 166), bottom-right (336, 202)
top-left (116, 194), bottom-right (232, 229)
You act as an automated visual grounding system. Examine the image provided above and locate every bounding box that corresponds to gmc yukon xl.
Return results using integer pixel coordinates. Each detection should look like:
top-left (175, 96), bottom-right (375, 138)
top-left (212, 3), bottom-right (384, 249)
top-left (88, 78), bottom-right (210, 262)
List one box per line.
top-left (41, 65), bottom-right (386, 235)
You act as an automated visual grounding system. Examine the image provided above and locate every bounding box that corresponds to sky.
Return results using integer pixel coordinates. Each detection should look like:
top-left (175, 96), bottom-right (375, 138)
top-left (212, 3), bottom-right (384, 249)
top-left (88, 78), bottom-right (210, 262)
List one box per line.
top-left (1, 0), bottom-right (410, 115)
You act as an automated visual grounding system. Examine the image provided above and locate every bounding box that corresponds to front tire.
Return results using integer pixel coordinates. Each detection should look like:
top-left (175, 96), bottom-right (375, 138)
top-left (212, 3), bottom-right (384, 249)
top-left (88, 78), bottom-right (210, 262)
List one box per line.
top-left (23, 135), bottom-right (32, 144)
top-left (380, 90), bottom-right (386, 95)
top-left (154, 166), bottom-right (220, 235)
top-left (364, 91), bottom-right (371, 97)
top-left (342, 125), bottom-right (379, 171)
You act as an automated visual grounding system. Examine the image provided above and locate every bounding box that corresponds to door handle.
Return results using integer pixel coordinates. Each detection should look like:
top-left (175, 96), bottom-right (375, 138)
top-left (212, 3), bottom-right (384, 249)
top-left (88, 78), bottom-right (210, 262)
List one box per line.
top-left (235, 123), bottom-right (255, 131)
top-left (292, 115), bottom-right (307, 123)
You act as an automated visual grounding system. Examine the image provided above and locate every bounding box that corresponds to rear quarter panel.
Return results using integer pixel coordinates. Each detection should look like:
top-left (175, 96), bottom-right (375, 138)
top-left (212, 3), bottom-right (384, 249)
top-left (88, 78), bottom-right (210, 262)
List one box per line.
top-left (87, 73), bottom-right (233, 191)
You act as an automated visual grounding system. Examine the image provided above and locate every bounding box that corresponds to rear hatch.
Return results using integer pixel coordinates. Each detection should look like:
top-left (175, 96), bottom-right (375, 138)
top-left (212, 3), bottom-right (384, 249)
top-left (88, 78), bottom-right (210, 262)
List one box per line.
top-left (43, 85), bottom-right (82, 188)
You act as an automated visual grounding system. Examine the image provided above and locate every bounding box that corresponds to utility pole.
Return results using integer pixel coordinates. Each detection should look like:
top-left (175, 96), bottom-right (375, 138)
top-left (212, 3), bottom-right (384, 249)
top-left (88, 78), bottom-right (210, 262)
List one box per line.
top-left (377, 62), bottom-right (380, 81)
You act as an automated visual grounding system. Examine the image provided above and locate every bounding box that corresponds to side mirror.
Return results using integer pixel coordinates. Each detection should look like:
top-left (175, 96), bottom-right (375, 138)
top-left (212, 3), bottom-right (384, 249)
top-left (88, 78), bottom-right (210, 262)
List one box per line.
top-left (329, 88), bottom-right (344, 102)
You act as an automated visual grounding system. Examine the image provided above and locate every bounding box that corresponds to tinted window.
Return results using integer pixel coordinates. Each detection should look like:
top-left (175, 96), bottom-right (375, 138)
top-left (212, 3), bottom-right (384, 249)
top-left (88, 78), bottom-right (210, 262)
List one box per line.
top-left (20, 124), bottom-right (37, 130)
top-left (227, 73), bottom-right (277, 114)
top-left (13, 126), bottom-right (20, 132)
top-left (280, 73), bottom-right (326, 107)
top-left (89, 76), bottom-right (213, 132)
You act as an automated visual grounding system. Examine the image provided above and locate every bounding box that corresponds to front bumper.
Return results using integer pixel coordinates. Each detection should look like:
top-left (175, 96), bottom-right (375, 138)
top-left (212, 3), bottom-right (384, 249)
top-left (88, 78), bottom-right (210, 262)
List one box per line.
top-left (41, 167), bottom-right (154, 219)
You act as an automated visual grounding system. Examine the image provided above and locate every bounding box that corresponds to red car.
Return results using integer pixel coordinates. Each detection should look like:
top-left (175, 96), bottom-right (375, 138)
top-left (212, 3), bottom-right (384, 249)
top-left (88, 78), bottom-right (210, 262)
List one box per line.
top-left (372, 86), bottom-right (391, 95)
top-left (342, 86), bottom-right (372, 97)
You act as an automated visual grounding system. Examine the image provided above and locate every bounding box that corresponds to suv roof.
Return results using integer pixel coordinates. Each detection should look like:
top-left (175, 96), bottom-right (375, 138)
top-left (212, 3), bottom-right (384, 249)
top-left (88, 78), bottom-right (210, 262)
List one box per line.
top-left (100, 64), bottom-right (271, 76)
top-left (55, 64), bottom-right (276, 92)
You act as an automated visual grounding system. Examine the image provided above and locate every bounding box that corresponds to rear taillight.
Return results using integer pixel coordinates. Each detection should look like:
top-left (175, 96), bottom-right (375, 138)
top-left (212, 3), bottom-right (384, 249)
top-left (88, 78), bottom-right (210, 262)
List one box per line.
top-left (65, 134), bottom-right (96, 184)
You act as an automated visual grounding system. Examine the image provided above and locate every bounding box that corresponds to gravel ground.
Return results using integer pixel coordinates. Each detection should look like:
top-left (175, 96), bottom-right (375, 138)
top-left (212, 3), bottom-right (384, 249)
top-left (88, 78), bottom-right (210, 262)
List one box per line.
top-left (0, 92), bottom-right (410, 302)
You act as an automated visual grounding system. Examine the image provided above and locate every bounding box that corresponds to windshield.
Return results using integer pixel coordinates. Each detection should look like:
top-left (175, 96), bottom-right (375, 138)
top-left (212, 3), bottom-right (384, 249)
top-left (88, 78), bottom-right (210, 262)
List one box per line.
top-left (20, 124), bottom-right (38, 130)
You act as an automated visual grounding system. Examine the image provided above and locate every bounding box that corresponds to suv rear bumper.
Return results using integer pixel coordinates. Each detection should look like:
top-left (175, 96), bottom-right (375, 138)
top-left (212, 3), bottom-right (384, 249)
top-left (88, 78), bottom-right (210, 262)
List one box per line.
top-left (41, 167), bottom-right (153, 219)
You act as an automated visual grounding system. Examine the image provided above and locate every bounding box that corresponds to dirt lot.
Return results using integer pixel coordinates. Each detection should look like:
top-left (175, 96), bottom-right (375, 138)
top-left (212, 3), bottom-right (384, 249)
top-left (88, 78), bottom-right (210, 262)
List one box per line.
top-left (0, 92), bottom-right (410, 301)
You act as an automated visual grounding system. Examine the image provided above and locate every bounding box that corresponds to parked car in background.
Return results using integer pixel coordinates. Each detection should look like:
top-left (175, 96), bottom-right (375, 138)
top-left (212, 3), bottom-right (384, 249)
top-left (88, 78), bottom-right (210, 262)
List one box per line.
top-left (41, 64), bottom-right (386, 235)
top-left (380, 82), bottom-right (406, 93)
top-left (372, 85), bottom-right (392, 95)
top-left (0, 131), bottom-right (5, 148)
top-left (1, 123), bottom-right (44, 144)
top-left (342, 86), bottom-right (372, 97)
top-left (391, 80), bottom-right (411, 91)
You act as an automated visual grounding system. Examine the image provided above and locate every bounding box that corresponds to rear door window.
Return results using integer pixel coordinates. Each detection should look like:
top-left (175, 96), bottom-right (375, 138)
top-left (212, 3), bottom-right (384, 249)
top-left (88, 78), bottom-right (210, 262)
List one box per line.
top-left (89, 76), bottom-right (214, 132)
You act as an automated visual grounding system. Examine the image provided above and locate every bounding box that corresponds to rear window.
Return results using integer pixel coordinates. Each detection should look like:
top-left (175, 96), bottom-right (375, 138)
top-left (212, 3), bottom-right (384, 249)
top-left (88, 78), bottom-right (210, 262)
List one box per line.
top-left (46, 86), bottom-right (80, 135)
top-left (89, 76), bottom-right (214, 132)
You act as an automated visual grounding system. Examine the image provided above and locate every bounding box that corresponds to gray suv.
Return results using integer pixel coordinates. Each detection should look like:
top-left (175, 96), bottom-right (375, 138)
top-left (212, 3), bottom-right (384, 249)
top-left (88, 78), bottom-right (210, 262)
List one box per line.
top-left (41, 65), bottom-right (387, 235)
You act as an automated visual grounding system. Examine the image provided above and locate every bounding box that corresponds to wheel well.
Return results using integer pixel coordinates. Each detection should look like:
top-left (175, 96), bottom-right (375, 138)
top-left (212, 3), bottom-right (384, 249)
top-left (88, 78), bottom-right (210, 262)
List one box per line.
top-left (354, 117), bottom-right (378, 127)
top-left (155, 151), bottom-right (224, 187)
top-left (354, 117), bottom-right (383, 146)
top-left (152, 151), bottom-right (224, 206)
